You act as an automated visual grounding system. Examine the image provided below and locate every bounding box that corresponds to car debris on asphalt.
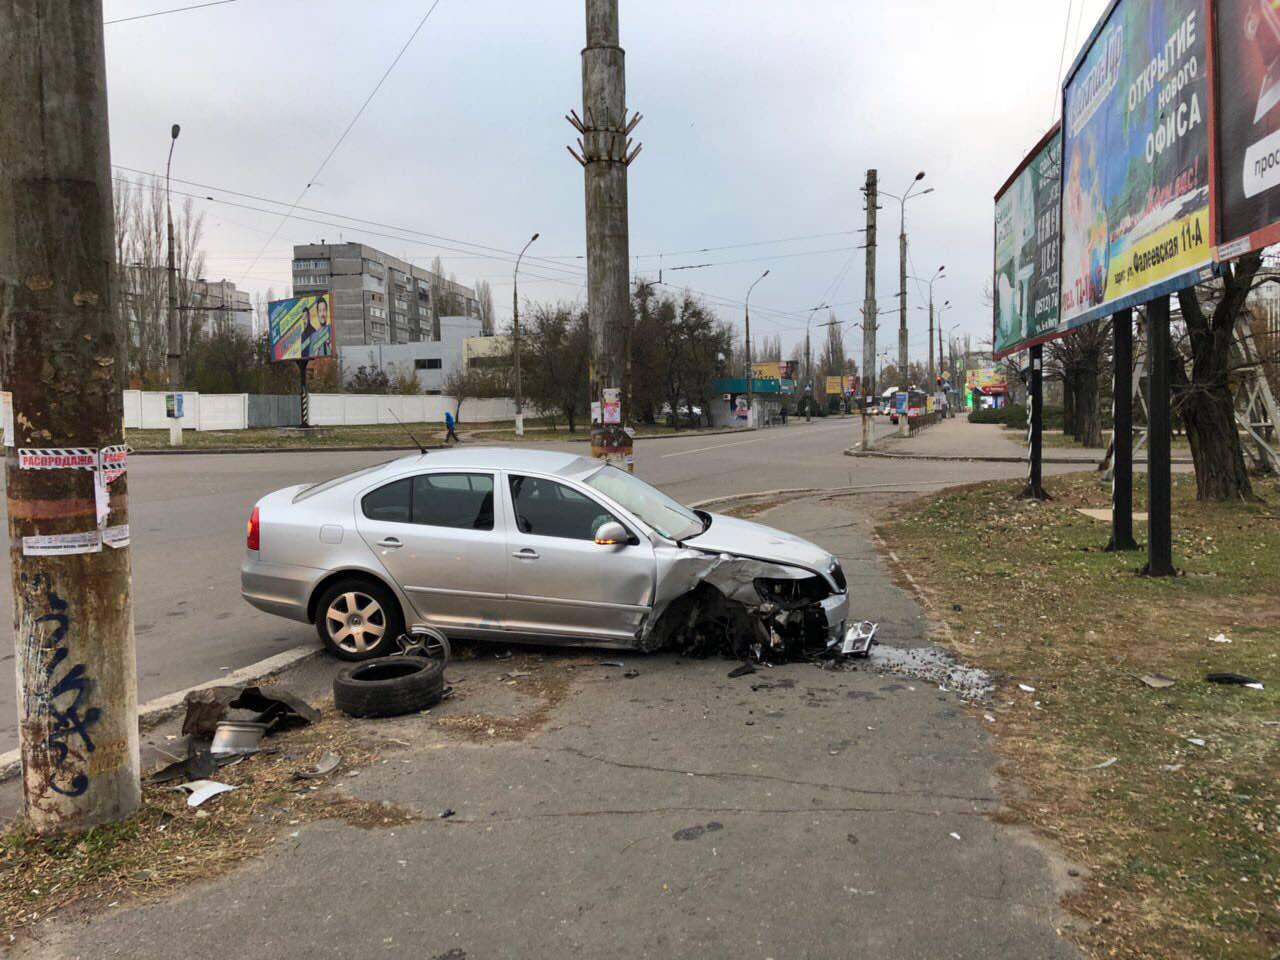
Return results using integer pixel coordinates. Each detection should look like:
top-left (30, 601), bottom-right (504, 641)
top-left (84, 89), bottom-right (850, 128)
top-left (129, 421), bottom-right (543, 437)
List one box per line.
top-left (1206, 672), bottom-right (1264, 690)
top-left (294, 752), bottom-right (341, 780)
top-left (172, 780), bottom-right (238, 808)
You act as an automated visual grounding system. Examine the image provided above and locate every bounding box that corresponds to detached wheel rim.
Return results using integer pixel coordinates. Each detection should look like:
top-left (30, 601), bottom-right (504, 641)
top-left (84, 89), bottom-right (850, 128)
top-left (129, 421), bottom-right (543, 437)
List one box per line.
top-left (326, 591), bottom-right (387, 654)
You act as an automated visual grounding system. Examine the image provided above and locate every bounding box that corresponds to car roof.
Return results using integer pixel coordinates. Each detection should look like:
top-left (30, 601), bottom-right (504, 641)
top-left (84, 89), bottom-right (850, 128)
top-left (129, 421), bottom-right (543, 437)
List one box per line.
top-left (383, 446), bottom-right (600, 480)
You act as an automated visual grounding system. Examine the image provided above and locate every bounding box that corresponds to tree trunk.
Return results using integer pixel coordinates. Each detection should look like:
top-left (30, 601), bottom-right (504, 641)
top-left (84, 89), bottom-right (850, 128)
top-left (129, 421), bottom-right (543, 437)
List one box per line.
top-left (1172, 323), bottom-right (1254, 500)
top-left (1077, 363), bottom-right (1102, 448)
top-left (1062, 372), bottom-right (1078, 438)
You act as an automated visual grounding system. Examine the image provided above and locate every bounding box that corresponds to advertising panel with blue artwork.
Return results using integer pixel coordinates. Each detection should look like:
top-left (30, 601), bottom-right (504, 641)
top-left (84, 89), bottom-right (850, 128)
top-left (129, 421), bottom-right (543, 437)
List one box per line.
top-left (1060, 0), bottom-right (1213, 328)
top-left (269, 293), bottom-right (334, 362)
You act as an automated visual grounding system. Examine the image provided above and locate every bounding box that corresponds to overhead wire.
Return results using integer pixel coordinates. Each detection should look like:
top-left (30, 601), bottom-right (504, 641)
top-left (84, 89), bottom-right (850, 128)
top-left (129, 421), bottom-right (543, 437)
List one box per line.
top-left (105, 0), bottom-right (237, 25)
top-left (241, 0), bottom-right (446, 281)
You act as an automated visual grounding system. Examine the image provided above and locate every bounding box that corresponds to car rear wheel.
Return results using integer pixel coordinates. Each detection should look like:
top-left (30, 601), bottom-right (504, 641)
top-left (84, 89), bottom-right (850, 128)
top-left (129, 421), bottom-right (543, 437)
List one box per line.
top-left (315, 578), bottom-right (405, 661)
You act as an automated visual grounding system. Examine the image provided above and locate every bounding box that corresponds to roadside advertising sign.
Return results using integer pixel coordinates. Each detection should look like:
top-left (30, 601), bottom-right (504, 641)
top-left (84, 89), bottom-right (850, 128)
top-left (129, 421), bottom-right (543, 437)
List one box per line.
top-left (750, 360), bottom-right (798, 382)
top-left (1213, 0), bottom-right (1280, 257)
top-left (269, 293), bottom-right (334, 362)
top-left (824, 375), bottom-right (856, 395)
top-left (993, 125), bottom-right (1063, 359)
top-left (1061, 0), bottom-right (1213, 330)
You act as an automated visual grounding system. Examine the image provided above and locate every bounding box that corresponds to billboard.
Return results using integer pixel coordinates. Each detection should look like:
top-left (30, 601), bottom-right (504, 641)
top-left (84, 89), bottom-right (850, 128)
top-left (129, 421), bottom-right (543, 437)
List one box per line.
top-left (1214, 0), bottom-right (1280, 257)
top-left (993, 126), bottom-right (1062, 359)
top-left (824, 375), bottom-right (856, 395)
top-left (1060, 0), bottom-right (1213, 329)
top-left (750, 360), bottom-right (798, 381)
top-left (269, 293), bottom-right (334, 362)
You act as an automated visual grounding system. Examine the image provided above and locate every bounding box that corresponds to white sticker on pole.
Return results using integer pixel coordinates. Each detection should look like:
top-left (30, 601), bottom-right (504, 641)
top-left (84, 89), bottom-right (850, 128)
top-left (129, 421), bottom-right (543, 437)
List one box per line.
top-left (1, 392), bottom-right (13, 448)
top-left (103, 524), bottom-right (130, 549)
top-left (100, 445), bottom-right (128, 484)
top-left (94, 470), bottom-right (110, 527)
top-left (18, 448), bottom-right (98, 471)
top-left (22, 530), bottom-right (103, 557)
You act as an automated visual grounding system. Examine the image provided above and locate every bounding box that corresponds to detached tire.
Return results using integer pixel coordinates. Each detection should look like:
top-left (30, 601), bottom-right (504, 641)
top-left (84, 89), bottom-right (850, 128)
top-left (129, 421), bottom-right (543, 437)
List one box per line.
top-left (333, 656), bottom-right (445, 718)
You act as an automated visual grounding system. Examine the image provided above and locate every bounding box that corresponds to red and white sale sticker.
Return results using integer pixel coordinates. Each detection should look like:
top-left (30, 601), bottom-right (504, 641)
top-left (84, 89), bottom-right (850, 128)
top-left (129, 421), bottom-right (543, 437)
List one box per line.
top-left (100, 445), bottom-right (128, 484)
top-left (18, 448), bottom-right (98, 471)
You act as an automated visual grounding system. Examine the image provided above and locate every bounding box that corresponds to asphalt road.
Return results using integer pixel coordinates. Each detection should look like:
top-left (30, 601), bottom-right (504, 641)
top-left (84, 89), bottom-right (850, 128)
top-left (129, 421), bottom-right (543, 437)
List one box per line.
top-left (0, 417), bottom-right (1041, 754)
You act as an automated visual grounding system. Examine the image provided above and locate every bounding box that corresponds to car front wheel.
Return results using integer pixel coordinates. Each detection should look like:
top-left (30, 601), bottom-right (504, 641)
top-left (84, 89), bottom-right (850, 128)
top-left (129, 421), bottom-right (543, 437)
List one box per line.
top-left (315, 578), bottom-right (405, 661)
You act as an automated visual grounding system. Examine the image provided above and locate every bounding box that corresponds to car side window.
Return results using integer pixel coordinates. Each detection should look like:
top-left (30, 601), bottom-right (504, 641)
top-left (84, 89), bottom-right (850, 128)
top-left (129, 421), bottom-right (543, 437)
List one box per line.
top-left (361, 478), bottom-right (411, 523)
top-left (508, 475), bottom-right (617, 541)
top-left (412, 473), bottom-right (494, 531)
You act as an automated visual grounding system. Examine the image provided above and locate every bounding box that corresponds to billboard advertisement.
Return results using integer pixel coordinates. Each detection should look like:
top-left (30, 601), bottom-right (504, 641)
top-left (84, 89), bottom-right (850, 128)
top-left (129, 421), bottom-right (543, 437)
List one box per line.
top-left (1061, 0), bottom-right (1213, 329)
top-left (750, 360), bottom-right (798, 382)
top-left (269, 293), bottom-right (334, 362)
top-left (1214, 0), bottom-right (1280, 257)
top-left (824, 375), bottom-right (856, 395)
top-left (993, 126), bottom-right (1062, 359)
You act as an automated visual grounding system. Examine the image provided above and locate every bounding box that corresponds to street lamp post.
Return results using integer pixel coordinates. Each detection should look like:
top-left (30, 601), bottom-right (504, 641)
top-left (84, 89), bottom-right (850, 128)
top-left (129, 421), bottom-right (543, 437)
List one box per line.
top-left (909, 266), bottom-right (945, 384)
top-left (881, 173), bottom-right (932, 383)
top-left (512, 232), bottom-right (539, 437)
top-left (166, 123), bottom-right (181, 447)
top-left (744, 269), bottom-right (770, 427)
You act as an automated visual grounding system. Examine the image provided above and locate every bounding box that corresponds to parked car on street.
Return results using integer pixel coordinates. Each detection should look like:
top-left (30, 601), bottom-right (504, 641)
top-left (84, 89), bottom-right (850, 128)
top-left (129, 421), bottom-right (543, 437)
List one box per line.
top-left (242, 448), bottom-right (850, 660)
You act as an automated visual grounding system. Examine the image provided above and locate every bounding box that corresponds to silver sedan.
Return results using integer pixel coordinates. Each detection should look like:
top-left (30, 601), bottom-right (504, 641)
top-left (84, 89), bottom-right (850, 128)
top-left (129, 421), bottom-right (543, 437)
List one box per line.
top-left (241, 448), bottom-right (849, 660)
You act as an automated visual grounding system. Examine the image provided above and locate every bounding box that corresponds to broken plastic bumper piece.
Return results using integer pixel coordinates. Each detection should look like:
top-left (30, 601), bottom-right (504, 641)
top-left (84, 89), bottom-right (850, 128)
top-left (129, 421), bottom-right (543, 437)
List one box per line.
top-left (837, 620), bottom-right (878, 657)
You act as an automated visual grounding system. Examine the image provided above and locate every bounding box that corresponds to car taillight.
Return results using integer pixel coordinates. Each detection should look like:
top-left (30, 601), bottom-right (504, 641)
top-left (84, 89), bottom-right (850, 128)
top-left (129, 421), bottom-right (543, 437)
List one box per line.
top-left (246, 506), bottom-right (260, 551)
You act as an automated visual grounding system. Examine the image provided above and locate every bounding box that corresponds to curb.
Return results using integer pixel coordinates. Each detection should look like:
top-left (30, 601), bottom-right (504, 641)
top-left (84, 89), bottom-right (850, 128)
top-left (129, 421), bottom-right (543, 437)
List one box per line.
top-left (0, 645), bottom-right (322, 785)
top-left (128, 428), bottom-right (765, 456)
top-left (844, 448), bottom-right (1195, 465)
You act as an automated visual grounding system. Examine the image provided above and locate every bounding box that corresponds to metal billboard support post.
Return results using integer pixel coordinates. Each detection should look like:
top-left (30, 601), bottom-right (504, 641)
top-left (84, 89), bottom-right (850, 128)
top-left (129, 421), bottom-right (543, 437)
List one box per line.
top-left (1143, 297), bottom-right (1174, 576)
top-left (1019, 344), bottom-right (1049, 500)
top-left (297, 359), bottom-right (310, 429)
top-left (1107, 308), bottom-right (1139, 551)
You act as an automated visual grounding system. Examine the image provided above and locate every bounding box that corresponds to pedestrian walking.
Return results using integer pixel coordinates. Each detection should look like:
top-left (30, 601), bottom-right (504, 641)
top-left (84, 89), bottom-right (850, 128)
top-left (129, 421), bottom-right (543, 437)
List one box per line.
top-left (444, 409), bottom-right (459, 444)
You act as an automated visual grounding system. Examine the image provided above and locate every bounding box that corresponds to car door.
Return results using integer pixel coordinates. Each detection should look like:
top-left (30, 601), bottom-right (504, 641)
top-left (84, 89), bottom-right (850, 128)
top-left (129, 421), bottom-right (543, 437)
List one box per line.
top-left (503, 472), bottom-right (654, 643)
top-left (356, 471), bottom-right (507, 635)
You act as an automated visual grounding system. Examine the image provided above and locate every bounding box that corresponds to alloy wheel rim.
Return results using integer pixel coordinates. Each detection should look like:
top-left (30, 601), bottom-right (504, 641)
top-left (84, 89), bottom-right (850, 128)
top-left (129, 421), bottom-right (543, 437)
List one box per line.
top-left (326, 591), bottom-right (386, 654)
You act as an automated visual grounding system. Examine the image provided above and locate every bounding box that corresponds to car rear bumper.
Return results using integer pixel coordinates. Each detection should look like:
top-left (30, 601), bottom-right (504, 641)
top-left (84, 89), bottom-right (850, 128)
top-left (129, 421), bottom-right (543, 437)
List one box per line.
top-left (241, 555), bottom-right (317, 624)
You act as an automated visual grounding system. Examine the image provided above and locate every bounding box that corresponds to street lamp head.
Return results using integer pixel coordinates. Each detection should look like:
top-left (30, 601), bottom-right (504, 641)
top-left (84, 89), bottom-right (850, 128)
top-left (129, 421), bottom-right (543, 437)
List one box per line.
top-left (530, 232), bottom-right (540, 243)
top-left (171, 123), bottom-right (181, 140)
top-left (921, 187), bottom-right (935, 195)
top-left (761, 269), bottom-right (770, 279)
top-left (914, 171), bottom-right (925, 181)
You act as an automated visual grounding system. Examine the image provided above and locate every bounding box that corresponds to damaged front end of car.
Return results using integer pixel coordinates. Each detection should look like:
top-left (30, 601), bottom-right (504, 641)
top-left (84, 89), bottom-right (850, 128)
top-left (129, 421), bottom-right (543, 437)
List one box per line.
top-left (637, 548), bottom-right (852, 664)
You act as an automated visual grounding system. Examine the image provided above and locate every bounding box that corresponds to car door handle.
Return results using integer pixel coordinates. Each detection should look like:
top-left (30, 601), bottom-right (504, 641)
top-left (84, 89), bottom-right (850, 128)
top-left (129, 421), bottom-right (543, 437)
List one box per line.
top-left (512, 548), bottom-right (539, 560)
top-left (377, 537), bottom-right (403, 549)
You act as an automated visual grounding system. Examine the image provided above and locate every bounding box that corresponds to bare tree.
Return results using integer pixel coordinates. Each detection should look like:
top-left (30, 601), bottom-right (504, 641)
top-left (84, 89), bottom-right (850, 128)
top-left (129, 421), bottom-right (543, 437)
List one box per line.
top-left (475, 279), bottom-right (495, 336)
top-left (1173, 252), bottom-right (1263, 500)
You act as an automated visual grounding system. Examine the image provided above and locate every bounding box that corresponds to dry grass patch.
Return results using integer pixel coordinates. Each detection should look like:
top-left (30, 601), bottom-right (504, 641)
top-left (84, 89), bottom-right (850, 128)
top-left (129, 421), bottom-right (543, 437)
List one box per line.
top-left (0, 705), bottom-right (418, 944)
top-left (880, 471), bottom-right (1279, 960)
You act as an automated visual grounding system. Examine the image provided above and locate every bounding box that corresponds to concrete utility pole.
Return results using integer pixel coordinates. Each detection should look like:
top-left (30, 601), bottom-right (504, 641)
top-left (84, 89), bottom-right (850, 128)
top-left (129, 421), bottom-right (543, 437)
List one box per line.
top-left (0, 0), bottom-right (141, 830)
top-left (569, 0), bottom-right (642, 469)
top-left (165, 123), bottom-right (182, 447)
top-left (861, 169), bottom-right (878, 451)
top-left (512, 232), bottom-right (539, 437)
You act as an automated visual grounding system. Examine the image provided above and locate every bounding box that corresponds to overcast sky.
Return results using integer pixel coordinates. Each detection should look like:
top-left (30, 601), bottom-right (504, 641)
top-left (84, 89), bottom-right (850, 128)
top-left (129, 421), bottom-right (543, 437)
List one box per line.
top-left (102, 0), bottom-right (1110, 366)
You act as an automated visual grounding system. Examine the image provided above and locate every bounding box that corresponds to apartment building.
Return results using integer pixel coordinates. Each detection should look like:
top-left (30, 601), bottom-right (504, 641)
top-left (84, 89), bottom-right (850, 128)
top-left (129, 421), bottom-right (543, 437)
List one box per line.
top-left (291, 241), bottom-right (480, 348)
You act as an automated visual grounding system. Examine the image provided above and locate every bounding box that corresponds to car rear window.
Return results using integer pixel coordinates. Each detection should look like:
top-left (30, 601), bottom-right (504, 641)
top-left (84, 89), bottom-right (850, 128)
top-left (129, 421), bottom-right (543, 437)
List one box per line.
top-left (361, 478), bottom-right (411, 523)
top-left (293, 460), bottom-right (397, 503)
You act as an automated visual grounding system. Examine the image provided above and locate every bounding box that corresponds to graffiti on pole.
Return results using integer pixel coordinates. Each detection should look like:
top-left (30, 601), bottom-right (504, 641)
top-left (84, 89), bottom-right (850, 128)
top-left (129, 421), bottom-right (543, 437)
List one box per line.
top-left (1060, 0), bottom-right (1213, 329)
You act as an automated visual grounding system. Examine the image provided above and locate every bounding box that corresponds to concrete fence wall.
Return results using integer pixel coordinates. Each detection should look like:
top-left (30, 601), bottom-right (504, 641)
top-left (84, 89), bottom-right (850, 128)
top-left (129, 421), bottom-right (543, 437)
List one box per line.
top-left (119, 390), bottom-right (517, 432)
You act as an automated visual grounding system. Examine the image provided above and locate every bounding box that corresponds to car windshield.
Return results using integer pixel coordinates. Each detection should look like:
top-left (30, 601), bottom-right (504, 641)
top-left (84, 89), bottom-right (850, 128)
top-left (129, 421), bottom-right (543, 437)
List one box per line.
top-left (585, 466), bottom-right (704, 541)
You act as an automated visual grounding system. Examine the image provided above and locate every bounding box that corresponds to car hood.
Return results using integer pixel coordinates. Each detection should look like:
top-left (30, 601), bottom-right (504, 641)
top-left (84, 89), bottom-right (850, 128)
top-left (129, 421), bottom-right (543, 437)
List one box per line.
top-left (685, 512), bottom-right (832, 574)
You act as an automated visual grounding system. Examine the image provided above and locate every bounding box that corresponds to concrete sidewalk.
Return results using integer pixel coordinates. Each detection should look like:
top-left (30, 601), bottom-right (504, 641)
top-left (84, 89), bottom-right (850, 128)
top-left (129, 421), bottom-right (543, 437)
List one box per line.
top-left (8, 493), bottom-right (1080, 960)
top-left (854, 417), bottom-right (1190, 465)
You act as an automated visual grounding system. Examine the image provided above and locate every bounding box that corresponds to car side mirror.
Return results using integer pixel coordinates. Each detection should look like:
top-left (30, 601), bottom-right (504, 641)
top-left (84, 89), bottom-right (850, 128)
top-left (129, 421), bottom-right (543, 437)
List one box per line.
top-left (593, 521), bottom-right (629, 546)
